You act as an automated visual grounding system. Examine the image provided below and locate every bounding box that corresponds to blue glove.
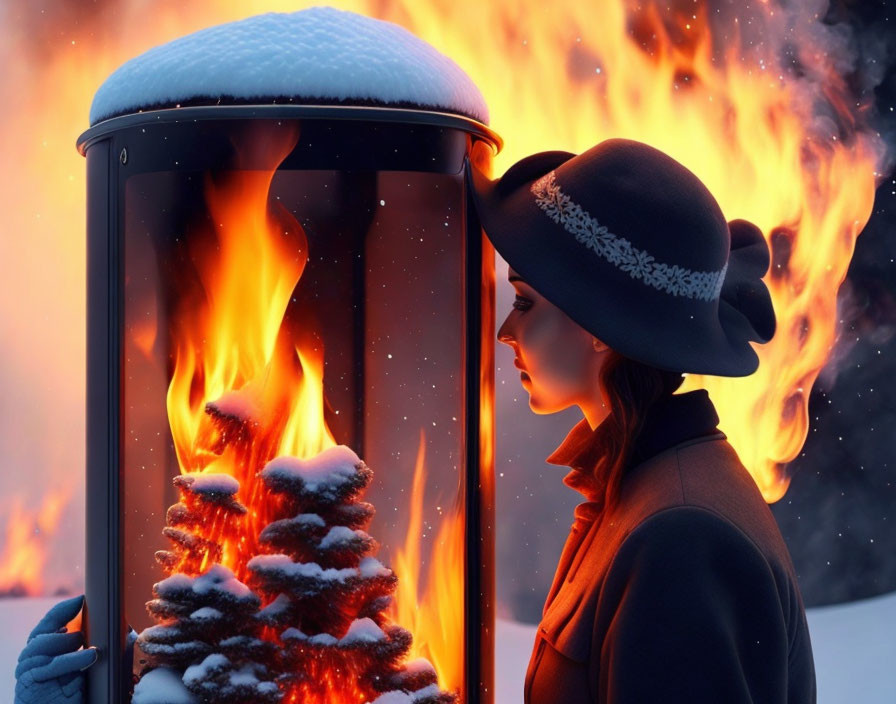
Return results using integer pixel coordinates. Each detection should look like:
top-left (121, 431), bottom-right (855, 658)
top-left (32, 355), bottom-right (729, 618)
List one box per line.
top-left (14, 595), bottom-right (98, 704)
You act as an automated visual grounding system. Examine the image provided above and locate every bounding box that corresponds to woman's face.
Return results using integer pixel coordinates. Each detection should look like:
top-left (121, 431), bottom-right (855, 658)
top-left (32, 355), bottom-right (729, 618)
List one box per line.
top-left (498, 267), bottom-right (608, 421)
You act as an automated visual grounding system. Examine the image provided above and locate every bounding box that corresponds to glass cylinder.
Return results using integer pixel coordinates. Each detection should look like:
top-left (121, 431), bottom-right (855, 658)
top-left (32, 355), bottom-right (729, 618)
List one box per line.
top-left (78, 106), bottom-right (499, 704)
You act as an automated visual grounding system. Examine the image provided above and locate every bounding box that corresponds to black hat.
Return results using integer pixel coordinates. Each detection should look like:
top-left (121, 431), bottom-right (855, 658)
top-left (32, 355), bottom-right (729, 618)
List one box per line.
top-left (466, 138), bottom-right (776, 376)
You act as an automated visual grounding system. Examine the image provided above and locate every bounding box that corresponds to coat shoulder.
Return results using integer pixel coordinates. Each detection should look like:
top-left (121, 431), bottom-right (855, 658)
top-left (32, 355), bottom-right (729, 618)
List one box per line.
top-left (539, 437), bottom-right (802, 664)
top-left (604, 504), bottom-right (776, 591)
top-left (619, 436), bottom-right (789, 563)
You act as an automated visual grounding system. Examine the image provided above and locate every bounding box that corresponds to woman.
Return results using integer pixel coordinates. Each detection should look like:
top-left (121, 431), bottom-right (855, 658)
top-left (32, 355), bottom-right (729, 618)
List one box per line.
top-left (467, 137), bottom-right (816, 703)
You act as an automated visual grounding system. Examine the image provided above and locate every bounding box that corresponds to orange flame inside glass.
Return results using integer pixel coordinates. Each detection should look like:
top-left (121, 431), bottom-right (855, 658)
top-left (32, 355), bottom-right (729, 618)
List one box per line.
top-left (162, 125), bottom-right (465, 701)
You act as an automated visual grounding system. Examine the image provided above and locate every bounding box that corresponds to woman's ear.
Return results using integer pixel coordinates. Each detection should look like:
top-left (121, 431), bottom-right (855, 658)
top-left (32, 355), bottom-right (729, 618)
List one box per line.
top-left (592, 336), bottom-right (609, 353)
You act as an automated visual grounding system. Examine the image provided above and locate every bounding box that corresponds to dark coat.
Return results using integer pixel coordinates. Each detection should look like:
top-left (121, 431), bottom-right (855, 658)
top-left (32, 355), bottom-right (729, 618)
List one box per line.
top-left (524, 390), bottom-right (817, 704)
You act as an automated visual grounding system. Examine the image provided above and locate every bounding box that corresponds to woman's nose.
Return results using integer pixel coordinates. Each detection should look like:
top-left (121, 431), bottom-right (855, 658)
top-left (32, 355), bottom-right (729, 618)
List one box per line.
top-left (497, 313), bottom-right (515, 346)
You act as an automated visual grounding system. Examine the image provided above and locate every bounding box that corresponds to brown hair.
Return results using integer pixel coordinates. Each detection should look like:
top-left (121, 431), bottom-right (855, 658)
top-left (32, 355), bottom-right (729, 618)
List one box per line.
top-left (590, 349), bottom-right (684, 511)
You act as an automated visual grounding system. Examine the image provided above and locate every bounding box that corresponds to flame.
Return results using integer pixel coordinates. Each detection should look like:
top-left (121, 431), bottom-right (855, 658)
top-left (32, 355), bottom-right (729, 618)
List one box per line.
top-left (0, 489), bottom-right (70, 596)
top-left (153, 122), bottom-right (465, 699)
top-left (285, 654), bottom-right (368, 704)
top-left (388, 430), bottom-right (465, 695)
top-left (383, 0), bottom-right (881, 501)
top-left (0, 0), bottom-right (883, 634)
top-left (164, 124), bottom-right (336, 579)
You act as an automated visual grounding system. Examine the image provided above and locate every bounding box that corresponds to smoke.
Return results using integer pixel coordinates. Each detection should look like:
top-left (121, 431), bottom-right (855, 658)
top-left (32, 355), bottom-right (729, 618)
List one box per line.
top-left (642, 0), bottom-right (896, 175)
top-left (819, 276), bottom-right (896, 392)
top-left (747, 0), bottom-right (893, 172)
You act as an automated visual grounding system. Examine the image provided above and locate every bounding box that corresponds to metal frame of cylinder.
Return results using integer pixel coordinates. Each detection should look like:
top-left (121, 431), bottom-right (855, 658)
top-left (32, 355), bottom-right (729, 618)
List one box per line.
top-left (77, 104), bottom-right (501, 704)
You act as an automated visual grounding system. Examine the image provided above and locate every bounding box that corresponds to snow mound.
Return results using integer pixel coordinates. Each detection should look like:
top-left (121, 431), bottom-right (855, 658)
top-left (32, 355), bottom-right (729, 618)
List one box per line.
top-left (182, 654), bottom-right (279, 699)
top-left (258, 512), bottom-right (327, 545)
top-left (280, 626), bottom-right (308, 641)
top-left (309, 632), bottom-right (339, 646)
top-left (205, 389), bottom-right (262, 424)
top-left (403, 658), bottom-right (437, 676)
top-left (281, 617), bottom-right (385, 648)
top-left (174, 473), bottom-right (240, 496)
top-left (247, 554), bottom-right (357, 582)
top-left (261, 445), bottom-right (368, 499)
top-left (319, 525), bottom-right (369, 549)
top-left (368, 684), bottom-right (442, 704)
top-left (340, 617), bottom-right (386, 644)
top-left (258, 592), bottom-right (292, 618)
top-left (189, 606), bottom-right (223, 621)
top-left (359, 556), bottom-right (392, 578)
top-left (370, 693), bottom-right (410, 704)
top-left (183, 653), bottom-right (230, 686)
top-left (132, 666), bottom-right (198, 704)
top-left (155, 564), bottom-right (256, 604)
top-left (89, 6), bottom-right (489, 126)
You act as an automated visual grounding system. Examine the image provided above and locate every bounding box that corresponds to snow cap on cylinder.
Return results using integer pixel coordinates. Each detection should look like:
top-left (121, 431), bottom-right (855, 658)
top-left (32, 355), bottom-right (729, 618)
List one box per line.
top-left (90, 6), bottom-right (489, 126)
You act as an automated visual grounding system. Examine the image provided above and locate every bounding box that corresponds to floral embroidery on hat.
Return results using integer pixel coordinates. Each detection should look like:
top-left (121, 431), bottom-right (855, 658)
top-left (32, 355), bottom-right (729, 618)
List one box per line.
top-left (531, 170), bottom-right (728, 301)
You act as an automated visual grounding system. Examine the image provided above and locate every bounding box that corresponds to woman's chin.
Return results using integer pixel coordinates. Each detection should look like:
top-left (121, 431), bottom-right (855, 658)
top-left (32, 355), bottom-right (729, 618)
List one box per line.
top-left (524, 388), bottom-right (553, 415)
top-left (529, 401), bottom-right (562, 416)
top-left (520, 374), bottom-right (562, 413)
top-left (525, 386), bottom-right (572, 416)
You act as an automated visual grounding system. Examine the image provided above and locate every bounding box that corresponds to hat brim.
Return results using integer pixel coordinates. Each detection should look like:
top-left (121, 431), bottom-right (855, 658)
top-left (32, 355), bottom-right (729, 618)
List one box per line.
top-left (465, 154), bottom-right (762, 377)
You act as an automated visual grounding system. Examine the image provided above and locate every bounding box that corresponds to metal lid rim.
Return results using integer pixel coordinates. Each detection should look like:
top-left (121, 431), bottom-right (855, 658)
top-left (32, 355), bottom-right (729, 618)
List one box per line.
top-left (76, 104), bottom-right (503, 156)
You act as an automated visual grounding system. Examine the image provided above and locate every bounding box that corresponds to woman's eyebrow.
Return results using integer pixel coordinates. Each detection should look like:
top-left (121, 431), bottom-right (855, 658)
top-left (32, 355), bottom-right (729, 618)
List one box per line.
top-left (508, 275), bottom-right (526, 284)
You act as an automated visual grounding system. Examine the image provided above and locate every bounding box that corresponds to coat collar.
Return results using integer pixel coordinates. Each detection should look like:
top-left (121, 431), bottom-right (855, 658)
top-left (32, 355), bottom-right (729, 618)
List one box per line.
top-left (545, 389), bottom-right (723, 510)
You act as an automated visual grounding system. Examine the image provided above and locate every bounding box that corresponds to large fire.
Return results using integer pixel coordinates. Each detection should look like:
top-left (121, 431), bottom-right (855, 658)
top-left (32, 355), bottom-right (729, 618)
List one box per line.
top-left (0, 0), bottom-right (883, 617)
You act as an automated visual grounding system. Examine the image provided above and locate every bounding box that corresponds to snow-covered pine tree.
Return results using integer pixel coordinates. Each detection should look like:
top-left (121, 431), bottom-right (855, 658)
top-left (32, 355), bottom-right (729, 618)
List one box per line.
top-left (136, 387), bottom-right (456, 704)
top-left (134, 472), bottom-right (280, 703)
top-left (249, 445), bottom-right (457, 704)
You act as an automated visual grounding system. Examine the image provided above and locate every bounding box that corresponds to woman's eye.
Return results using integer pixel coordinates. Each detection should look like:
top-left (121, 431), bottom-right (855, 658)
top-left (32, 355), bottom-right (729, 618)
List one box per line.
top-left (512, 295), bottom-right (533, 311)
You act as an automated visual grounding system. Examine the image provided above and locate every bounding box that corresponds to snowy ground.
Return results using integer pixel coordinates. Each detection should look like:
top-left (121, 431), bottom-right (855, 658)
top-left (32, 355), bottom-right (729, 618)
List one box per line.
top-left (3, 593), bottom-right (894, 702)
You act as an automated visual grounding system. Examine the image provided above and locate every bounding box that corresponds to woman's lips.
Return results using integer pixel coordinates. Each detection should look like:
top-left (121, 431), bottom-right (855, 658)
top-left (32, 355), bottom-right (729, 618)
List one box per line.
top-left (520, 371), bottom-right (530, 381)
